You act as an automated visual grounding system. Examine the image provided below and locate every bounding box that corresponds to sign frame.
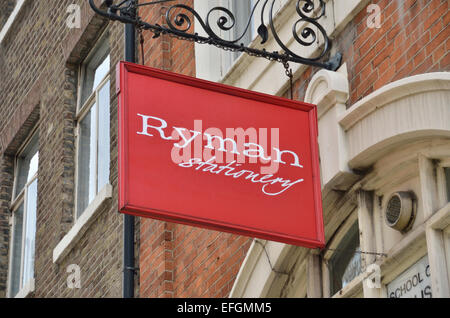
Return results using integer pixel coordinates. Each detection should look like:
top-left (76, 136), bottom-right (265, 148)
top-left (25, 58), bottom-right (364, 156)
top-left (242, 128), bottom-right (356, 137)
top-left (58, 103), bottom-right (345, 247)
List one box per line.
top-left (117, 61), bottom-right (325, 248)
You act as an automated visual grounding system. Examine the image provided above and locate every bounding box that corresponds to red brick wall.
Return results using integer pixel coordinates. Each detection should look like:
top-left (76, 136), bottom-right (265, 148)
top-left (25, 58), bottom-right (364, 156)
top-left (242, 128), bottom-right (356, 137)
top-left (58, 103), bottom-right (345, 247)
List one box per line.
top-left (138, 1), bottom-right (252, 298)
top-left (291, 0), bottom-right (449, 104)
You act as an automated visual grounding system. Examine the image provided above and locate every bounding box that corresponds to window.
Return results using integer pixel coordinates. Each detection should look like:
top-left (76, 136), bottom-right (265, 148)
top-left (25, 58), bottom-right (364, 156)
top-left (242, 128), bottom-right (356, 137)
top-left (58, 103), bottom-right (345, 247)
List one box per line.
top-left (436, 160), bottom-right (450, 206)
top-left (445, 167), bottom-right (450, 202)
top-left (195, 0), bottom-right (290, 81)
top-left (8, 131), bottom-right (39, 297)
top-left (329, 222), bottom-right (362, 295)
top-left (219, 0), bottom-right (256, 73)
top-left (194, 0), bottom-right (261, 81)
top-left (75, 36), bottom-right (110, 218)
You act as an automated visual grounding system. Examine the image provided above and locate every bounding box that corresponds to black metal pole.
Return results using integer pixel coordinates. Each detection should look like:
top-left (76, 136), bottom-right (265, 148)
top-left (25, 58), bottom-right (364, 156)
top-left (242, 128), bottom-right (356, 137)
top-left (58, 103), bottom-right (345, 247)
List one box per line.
top-left (123, 0), bottom-right (136, 299)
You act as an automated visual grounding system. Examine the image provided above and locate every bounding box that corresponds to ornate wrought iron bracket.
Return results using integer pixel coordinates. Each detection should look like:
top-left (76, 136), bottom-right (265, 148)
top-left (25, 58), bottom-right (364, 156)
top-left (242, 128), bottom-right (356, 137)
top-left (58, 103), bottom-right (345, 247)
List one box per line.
top-left (90, 0), bottom-right (342, 71)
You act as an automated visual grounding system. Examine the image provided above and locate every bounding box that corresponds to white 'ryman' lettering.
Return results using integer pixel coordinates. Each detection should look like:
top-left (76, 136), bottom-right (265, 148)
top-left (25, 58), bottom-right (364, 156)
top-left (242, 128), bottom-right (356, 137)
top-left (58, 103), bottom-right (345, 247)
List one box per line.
top-left (137, 114), bottom-right (173, 140)
top-left (137, 114), bottom-right (304, 169)
top-left (204, 132), bottom-right (240, 155)
top-left (172, 127), bottom-right (202, 148)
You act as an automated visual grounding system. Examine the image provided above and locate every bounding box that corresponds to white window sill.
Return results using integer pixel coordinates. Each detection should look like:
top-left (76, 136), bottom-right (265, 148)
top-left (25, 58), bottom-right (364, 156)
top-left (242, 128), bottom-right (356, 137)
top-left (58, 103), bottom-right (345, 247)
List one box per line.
top-left (14, 278), bottom-right (35, 298)
top-left (332, 272), bottom-right (365, 298)
top-left (427, 202), bottom-right (450, 230)
top-left (53, 184), bottom-right (112, 264)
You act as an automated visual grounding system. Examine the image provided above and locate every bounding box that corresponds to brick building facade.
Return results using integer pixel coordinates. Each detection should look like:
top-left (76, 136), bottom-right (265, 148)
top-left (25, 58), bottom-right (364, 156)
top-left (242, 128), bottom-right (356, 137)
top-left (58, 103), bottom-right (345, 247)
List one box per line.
top-left (0, 0), bottom-right (133, 298)
top-left (0, 0), bottom-right (449, 298)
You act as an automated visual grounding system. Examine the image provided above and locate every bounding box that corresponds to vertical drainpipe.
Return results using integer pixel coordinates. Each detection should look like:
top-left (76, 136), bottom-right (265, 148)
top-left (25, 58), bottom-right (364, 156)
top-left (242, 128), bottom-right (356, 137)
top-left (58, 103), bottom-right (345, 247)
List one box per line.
top-left (123, 0), bottom-right (136, 299)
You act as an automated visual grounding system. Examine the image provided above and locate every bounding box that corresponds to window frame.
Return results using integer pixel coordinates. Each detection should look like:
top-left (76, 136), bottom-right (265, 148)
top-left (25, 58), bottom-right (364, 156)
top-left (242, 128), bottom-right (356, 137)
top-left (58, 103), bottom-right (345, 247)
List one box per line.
top-left (219, 0), bottom-right (256, 71)
top-left (74, 32), bottom-right (111, 220)
top-left (322, 212), bottom-right (364, 298)
top-left (436, 158), bottom-right (450, 207)
top-left (76, 31), bottom-right (110, 114)
top-left (194, 0), bottom-right (291, 82)
top-left (194, 0), bottom-right (261, 81)
top-left (329, 222), bottom-right (363, 295)
top-left (7, 126), bottom-right (39, 298)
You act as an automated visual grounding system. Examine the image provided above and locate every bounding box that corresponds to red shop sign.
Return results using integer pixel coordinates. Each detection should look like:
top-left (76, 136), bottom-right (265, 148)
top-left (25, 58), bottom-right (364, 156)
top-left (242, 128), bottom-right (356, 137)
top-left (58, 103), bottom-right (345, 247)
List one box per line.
top-left (118, 62), bottom-right (324, 248)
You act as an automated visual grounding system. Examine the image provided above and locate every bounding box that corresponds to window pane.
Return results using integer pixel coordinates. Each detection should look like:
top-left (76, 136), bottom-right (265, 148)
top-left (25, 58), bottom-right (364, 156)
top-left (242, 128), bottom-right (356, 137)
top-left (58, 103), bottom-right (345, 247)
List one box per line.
top-left (81, 46), bottom-right (110, 106)
top-left (218, 0), bottom-right (254, 73)
top-left (445, 168), bottom-right (450, 202)
top-left (97, 80), bottom-right (110, 192)
top-left (330, 222), bottom-right (362, 295)
top-left (15, 133), bottom-right (39, 198)
top-left (93, 55), bottom-right (110, 91)
top-left (342, 246), bottom-right (362, 288)
top-left (22, 178), bottom-right (37, 287)
top-left (233, 0), bottom-right (253, 44)
top-left (77, 105), bottom-right (97, 217)
top-left (28, 152), bottom-right (39, 182)
top-left (10, 202), bottom-right (24, 297)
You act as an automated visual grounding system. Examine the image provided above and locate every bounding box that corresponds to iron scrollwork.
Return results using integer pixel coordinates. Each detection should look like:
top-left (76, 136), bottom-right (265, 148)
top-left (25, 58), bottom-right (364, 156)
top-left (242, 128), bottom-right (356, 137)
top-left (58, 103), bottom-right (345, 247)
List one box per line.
top-left (89, 0), bottom-right (342, 71)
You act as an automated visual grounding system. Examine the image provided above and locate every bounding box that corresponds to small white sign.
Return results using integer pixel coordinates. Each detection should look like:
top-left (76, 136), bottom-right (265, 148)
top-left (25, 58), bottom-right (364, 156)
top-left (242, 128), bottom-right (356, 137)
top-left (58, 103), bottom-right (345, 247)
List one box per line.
top-left (387, 255), bottom-right (432, 298)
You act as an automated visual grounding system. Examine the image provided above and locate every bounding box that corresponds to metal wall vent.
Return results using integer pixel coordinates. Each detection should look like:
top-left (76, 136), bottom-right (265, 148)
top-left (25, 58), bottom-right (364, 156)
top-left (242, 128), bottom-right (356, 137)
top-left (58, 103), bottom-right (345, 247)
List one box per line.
top-left (385, 192), bottom-right (416, 233)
